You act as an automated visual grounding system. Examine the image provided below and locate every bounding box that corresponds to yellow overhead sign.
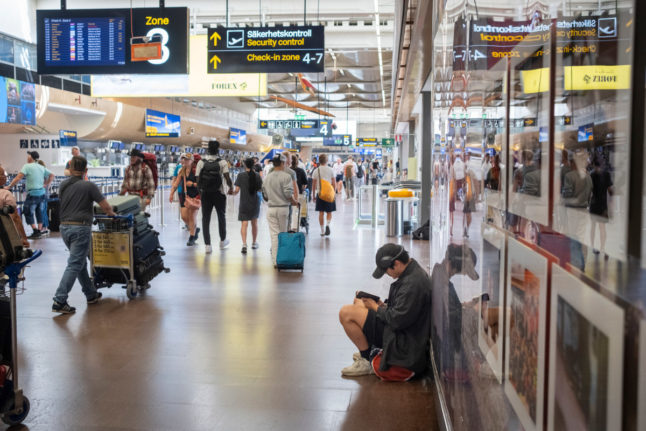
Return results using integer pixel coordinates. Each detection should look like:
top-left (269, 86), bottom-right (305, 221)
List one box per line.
top-left (91, 35), bottom-right (267, 98)
top-left (564, 65), bottom-right (631, 91)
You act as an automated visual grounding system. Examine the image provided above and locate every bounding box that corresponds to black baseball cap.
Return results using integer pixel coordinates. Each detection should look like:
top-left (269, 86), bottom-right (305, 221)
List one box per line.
top-left (27, 151), bottom-right (39, 160)
top-left (130, 149), bottom-right (144, 159)
top-left (372, 243), bottom-right (406, 279)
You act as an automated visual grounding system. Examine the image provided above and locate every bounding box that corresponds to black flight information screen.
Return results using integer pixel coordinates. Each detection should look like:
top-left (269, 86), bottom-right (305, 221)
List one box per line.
top-left (43, 17), bottom-right (126, 67)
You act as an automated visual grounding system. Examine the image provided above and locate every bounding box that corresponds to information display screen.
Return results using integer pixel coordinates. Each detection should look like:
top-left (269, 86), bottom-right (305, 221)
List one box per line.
top-left (356, 138), bottom-right (378, 147)
top-left (59, 130), bottom-right (77, 146)
top-left (37, 7), bottom-right (188, 75)
top-left (323, 135), bottom-right (352, 146)
top-left (43, 17), bottom-right (126, 67)
top-left (145, 109), bottom-right (180, 138)
top-left (0, 77), bottom-right (35, 125)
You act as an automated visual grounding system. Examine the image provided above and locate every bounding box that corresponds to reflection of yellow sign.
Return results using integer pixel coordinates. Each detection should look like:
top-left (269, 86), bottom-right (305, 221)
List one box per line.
top-left (521, 68), bottom-right (550, 93)
top-left (564, 65), bottom-right (631, 90)
top-left (92, 232), bottom-right (130, 268)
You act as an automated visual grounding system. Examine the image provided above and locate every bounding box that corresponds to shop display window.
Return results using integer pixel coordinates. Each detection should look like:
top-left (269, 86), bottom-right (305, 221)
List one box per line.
top-left (428, 1), bottom-right (643, 430)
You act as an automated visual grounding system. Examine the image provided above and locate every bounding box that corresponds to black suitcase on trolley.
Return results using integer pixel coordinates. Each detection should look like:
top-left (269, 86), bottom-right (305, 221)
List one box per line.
top-left (134, 251), bottom-right (165, 284)
top-left (133, 230), bottom-right (163, 260)
top-left (133, 212), bottom-right (151, 236)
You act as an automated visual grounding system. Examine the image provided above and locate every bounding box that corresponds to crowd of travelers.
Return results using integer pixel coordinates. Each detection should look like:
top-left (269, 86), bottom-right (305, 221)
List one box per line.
top-left (0, 143), bottom-right (450, 383)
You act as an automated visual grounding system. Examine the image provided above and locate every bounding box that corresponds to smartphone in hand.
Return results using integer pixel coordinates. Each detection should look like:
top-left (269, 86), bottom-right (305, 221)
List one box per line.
top-left (356, 291), bottom-right (380, 303)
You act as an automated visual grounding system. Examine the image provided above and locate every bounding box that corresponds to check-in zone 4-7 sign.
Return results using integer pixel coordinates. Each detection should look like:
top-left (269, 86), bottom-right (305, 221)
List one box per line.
top-left (207, 26), bottom-right (324, 73)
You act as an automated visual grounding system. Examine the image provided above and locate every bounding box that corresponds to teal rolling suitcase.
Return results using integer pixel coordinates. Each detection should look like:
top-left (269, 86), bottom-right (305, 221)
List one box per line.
top-left (276, 231), bottom-right (306, 272)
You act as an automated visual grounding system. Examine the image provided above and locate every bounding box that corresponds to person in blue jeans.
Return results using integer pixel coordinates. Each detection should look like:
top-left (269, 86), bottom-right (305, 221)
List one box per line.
top-left (4, 151), bottom-right (54, 239)
top-left (53, 156), bottom-right (115, 314)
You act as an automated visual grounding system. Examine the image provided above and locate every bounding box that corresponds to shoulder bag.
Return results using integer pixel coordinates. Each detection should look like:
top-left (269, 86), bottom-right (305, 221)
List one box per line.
top-left (318, 167), bottom-right (335, 203)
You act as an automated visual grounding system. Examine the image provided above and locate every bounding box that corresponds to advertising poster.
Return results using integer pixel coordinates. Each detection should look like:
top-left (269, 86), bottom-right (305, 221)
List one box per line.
top-left (0, 77), bottom-right (36, 125)
top-left (504, 238), bottom-right (548, 431)
top-left (478, 224), bottom-right (506, 382)
top-left (229, 127), bottom-right (247, 145)
top-left (547, 265), bottom-right (624, 431)
top-left (145, 109), bottom-right (180, 138)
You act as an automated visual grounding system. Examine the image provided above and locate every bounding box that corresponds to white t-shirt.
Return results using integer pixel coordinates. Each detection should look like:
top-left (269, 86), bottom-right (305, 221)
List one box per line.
top-left (312, 165), bottom-right (335, 191)
top-left (453, 158), bottom-right (465, 181)
top-left (333, 162), bottom-right (344, 177)
top-left (195, 155), bottom-right (230, 195)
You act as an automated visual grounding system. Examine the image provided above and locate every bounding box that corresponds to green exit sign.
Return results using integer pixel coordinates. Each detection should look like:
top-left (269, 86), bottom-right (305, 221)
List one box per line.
top-left (382, 138), bottom-right (394, 146)
top-left (295, 114), bottom-right (305, 120)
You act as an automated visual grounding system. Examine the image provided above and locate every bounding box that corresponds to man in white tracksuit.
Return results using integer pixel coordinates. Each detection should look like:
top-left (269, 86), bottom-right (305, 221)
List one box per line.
top-left (262, 154), bottom-right (297, 267)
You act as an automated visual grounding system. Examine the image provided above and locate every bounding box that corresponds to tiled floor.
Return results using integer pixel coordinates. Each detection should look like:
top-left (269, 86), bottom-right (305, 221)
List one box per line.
top-left (6, 193), bottom-right (437, 430)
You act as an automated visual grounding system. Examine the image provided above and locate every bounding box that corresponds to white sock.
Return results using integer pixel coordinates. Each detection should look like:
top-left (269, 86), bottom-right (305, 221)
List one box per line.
top-left (320, 225), bottom-right (325, 234)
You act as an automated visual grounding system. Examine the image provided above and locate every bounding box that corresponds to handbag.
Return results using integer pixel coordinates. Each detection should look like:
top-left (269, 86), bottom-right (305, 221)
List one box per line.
top-left (318, 167), bottom-right (335, 203)
top-left (183, 171), bottom-right (201, 210)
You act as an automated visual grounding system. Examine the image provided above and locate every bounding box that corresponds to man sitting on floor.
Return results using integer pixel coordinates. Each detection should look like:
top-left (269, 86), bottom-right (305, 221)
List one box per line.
top-left (339, 244), bottom-right (432, 380)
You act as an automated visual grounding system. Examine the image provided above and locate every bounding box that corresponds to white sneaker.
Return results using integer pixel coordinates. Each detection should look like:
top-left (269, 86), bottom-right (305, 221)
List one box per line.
top-left (220, 239), bottom-right (230, 250)
top-left (251, 242), bottom-right (259, 250)
top-left (205, 245), bottom-right (212, 254)
top-left (341, 357), bottom-right (374, 377)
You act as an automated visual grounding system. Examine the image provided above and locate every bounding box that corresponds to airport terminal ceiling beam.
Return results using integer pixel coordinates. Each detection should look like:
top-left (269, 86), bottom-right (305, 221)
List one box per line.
top-left (392, 0), bottom-right (432, 130)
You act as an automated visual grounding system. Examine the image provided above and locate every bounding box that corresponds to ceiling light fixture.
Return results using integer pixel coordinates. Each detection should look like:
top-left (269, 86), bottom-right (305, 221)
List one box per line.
top-left (374, 0), bottom-right (385, 108)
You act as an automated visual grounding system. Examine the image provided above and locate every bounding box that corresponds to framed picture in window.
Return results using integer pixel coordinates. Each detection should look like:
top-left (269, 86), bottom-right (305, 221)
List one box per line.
top-left (547, 265), bottom-right (624, 431)
top-left (504, 237), bottom-right (548, 431)
top-left (478, 224), bottom-right (506, 382)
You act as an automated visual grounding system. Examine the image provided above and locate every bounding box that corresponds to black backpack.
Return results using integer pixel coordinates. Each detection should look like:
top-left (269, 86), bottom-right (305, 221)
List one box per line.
top-left (357, 164), bottom-right (364, 179)
top-left (412, 220), bottom-right (430, 240)
top-left (198, 158), bottom-right (222, 192)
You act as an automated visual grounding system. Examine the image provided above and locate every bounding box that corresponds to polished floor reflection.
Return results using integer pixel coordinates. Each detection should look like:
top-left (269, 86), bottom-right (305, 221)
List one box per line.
top-left (9, 195), bottom-right (437, 430)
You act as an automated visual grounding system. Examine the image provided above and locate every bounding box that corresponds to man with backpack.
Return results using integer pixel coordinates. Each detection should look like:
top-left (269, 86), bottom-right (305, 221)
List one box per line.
top-left (196, 140), bottom-right (233, 253)
top-left (120, 149), bottom-right (156, 210)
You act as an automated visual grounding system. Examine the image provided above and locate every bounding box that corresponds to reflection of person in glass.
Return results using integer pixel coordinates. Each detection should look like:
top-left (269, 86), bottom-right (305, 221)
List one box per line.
top-left (589, 156), bottom-right (613, 257)
top-left (449, 152), bottom-right (465, 236)
top-left (485, 153), bottom-right (501, 191)
top-left (562, 148), bottom-right (592, 270)
top-left (430, 243), bottom-right (479, 382)
top-left (517, 149), bottom-right (540, 196)
top-left (462, 152), bottom-right (476, 238)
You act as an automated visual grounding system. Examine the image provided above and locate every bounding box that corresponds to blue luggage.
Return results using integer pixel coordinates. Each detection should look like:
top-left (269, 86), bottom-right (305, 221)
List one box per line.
top-left (276, 231), bottom-right (306, 271)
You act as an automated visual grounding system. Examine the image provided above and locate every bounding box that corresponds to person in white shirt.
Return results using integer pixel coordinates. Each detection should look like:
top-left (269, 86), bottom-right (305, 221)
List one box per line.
top-left (311, 154), bottom-right (337, 236)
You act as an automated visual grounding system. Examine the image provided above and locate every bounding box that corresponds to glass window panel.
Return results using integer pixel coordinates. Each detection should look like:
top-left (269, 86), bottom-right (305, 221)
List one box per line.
top-left (0, 35), bottom-right (13, 64)
top-left (552, 6), bottom-right (632, 263)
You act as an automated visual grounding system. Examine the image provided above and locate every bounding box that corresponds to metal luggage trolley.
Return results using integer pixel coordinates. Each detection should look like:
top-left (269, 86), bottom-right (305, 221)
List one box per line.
top-left (90, 215), bottom-right (143, 300)
top-left (0, 249), bottom-right (42, 426)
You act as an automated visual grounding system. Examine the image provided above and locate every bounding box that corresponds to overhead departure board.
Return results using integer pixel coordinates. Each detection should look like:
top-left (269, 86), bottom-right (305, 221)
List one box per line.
top-left (207, 26), bottom-right (324, 73)
top-left (43, 17), bottom-right (126, 67)
top-left (37, 7), bottom-right (188, 75)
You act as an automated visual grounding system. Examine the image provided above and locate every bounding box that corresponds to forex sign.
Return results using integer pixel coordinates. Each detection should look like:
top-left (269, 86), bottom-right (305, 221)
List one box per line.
top-left (207, 26), bottom-right (324, 73)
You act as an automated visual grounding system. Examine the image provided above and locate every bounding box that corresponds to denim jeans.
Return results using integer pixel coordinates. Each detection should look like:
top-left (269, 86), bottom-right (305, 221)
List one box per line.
top-left (54, 225), bottom-right (97, 304)
top-left (23, 194), bottom-right (46, 225)
top-left (39, 195), bottom-right (49, 228)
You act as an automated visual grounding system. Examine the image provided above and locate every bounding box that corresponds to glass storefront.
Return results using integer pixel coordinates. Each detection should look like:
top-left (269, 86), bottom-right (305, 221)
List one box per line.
top-left (429, 1), bottom-right (644, 429)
